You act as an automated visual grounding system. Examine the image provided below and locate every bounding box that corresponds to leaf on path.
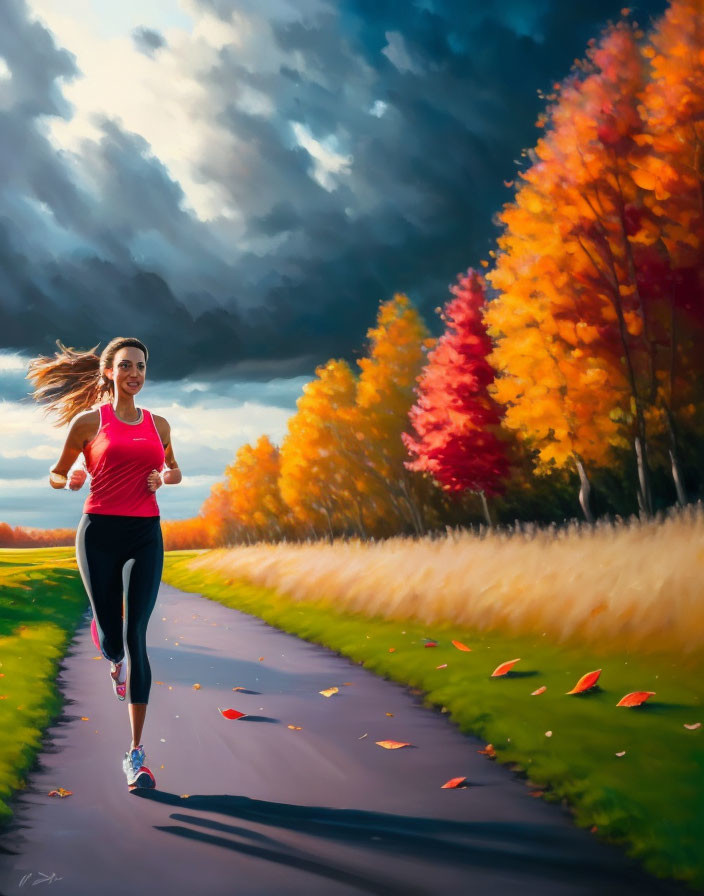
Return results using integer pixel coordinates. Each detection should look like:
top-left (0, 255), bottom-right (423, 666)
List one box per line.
top-left (218, 707), bottom-right (247, 720)
top-left (451, 640), bottom-right (471, 651)
top-left (531, 686), bottom-right (546, 696)
top-left (436, 664), bottom-right (448, 670)
top-left (232, 687), bottom-right (246, 691)
top-left (566, 669), bottom-right (601, 694)
top-left (359, 733), bottom-right (368, 739)
top-left (617, 691), bottom-right (655, 707)
top-left (441, 776), bottom-right (468, 789)
top-left (319, 687), bottom-right (339, 697)
top-left (684, 722), bottom-right (701, 730)
top-left (376, 740), bottom-right (412, 749)
top-left (491, 658), bottom-right (521, 677)
top-left (385, 712), bottom-right (394, 717)
top-left (155, 681), bottom-right (164, 685)
top-left (529, 790), bottom-right (545, 798)
top-left (192, 683), bottom-right (201, 690)
top-left (342, 682), bottom-right (353, 686)
top-left (287, 725), bottom-right (302, 730)
top-left (91, 656), bottom-right (102, 660)
top-left (258, 657), bottom-right (264, 662)
top-left (48, 788), bottom-right (72, 798)
top-left (478, 744), bottom-right (496, 757)
top-left (615, 750), bottom-right (626, 757)
top-left (80, 717), bottom-right (89, 721)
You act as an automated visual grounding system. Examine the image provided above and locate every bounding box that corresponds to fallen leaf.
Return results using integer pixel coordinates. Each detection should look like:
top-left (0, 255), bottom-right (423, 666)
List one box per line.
top-left (529, 790), bottom-right (545, 798)
top-left (388, 647), bottom-right (396, 653)
top-left (385, 712), bottom-right (394, 717)
top-left (376, 740), bottom-right (412, 749)
top-left (218, 707), bottom-right (247, 720)
top-left (155, 681), bottom-right (164, 685)
top-left (232, 686), bottom-right (246, 691)
top-left (192, 683), bottom-right (201, 690)
top-left (436, 663), bottom-right (448, 670)
top-left (452, 640), bottom-right (472, 652)
top-left (48, 788), bottom-right (72, 798)
top-left (180, 794), bottom-right (190, 798)
top-left (287, 725), bottom-right (302, 730)
top-left (441, 776), bottom-right (468, 789)
top-left (491, 658), bottom-right (521, 677)
top-left (545, 730), bottom-right (553, 737)
top-left (566, 669), bottom-right (601, 695)
top-left (342, 682), bottom-right (353, 686)
top-left (478, 744), bottom-right (496, 757)
top-left (590, 825), bottom-right (598, 833)
top-left (531, 686), bottom-right (547, 696)
top-left (319, 687), bottom-right (339, 697)
top-left (80, 716), bottom-right (89, 721)
top-left (359, 733), bottom-right (368, 739)
top-left (684, 722), bottom-right (702, 730)
top-left (424, 641), bottom-right (437, 648)
top-left (615, 750), bottom-right (626, 757)
top-left (258, 657), bottom-right (264, 662)
top-left (617, 691), bottom-right (656, 707)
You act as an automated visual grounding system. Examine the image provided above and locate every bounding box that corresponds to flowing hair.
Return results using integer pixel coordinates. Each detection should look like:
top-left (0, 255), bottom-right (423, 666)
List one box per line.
top-left (26, 337), bottom-right (149, 428)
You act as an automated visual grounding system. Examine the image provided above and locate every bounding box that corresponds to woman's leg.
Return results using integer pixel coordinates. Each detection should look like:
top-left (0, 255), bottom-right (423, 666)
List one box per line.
top-left (75, 514), bottom-right (125, 666)
top-left (122, 518), bottom-right (163, 748)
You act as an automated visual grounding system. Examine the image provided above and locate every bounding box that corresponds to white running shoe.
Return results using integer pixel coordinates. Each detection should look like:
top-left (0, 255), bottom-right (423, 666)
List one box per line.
top-left (110, 660), bottom-right (127, 701)
top-left (122, 744), bottom-right (156, 789)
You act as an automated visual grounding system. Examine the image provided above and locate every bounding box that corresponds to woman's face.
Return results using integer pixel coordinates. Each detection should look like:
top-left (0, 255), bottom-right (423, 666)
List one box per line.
top-left (105, 346), bottom-right (147, 398)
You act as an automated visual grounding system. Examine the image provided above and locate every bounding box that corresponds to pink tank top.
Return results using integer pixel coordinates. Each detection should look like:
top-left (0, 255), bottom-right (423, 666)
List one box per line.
top-left (83, 403), bottom-right (165, 516)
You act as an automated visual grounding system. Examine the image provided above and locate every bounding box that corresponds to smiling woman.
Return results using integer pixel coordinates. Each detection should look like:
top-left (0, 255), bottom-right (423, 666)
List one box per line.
top-left (26, 336), bottom-right (183, 792)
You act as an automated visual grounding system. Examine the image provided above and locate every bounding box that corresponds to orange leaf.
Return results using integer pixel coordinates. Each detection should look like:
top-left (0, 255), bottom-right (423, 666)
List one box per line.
top-left (287, 725), bottom-right (302, 730)
top-left (478, 744), bottom-right (496, 757)
top-left (342, 682), bottom-right (353, 686)
top-left (319, 687), bottom-right (339, 697)
top-left (441, 776), bottom-right (468, 789)
top-left (48, 788), bottom-right (72, 798)
top-left (388, 647), bottom-right (396, 653)
top-left (376, 740), bottom-right (412, 749)
top-left (385, 712), bottom-right (394, 717)
top-left (684, 722), bottom-right (701, 730)
top-left (566, 669), bottom-right (601, 694)
top-left (616, 691), bottom-right (655, 707)
top-left (436, 664), bottom-right (448, 669)
top-left (258, 657), bottom-right (264, 662)
top-left (452, 640), bottom-right (472, 651)
top-left (218, 707), bottom-right (247, 719)
top-left (232, 686), bottom-right (246, 691)
top-left (531, 686), bottom-right (546, 696)
top-left (491, 658), bottom-right (521, 677)
top-left (80, 716), bottom-right (90, 721)
top-left (192, 683), bottom-right (201, 690)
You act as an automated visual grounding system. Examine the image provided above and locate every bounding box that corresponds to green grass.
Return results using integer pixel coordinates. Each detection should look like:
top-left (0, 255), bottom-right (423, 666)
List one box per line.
top-left (0, 548), bottom-right (86, 825)
top-left (163, 551), bottom-right (704, 891)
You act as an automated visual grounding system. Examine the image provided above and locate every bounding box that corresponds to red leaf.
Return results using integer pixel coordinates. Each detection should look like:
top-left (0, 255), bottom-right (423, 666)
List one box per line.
top-left (566, 669), bottom-right (601, 694)
top-left (491, 658), bottom-right (521, 677)
top-left (424, 641), bottom-right (437, 648)
top-left (452, 640), bottom-right (472, 651)
top-left (441, 776), bottom-right (468, 789)
top-left (477, 743), bottom-right (496, 757)
top-left (616, 691), bottom-right (655, 707)
top-left (218, 707), bottom-right (247, 719)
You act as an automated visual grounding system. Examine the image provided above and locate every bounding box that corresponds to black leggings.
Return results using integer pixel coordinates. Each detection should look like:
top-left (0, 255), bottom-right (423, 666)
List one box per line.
top-left (75, 513), bottom-right (163, 704)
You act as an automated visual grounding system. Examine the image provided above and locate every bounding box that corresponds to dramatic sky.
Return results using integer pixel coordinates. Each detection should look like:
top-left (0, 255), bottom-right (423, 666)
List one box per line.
top-left (0, 0), bottom-right (667, 528)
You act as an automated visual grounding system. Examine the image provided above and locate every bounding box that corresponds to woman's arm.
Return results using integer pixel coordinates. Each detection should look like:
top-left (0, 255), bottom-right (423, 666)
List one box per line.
top-left (149, 416), bottom-right (182, 491)
top-left (49, 415), bottom-right (91, 490)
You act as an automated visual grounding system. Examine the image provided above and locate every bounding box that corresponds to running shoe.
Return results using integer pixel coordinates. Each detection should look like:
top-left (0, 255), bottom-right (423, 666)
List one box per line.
top-left (122, 744), bottom-right (156, 789)
top-left (110, 660), bottom-right (127, 701)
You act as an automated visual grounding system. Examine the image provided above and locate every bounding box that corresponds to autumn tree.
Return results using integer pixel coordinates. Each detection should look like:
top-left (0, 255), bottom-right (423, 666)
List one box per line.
top-left (402, 269), bottom-right (510, 527)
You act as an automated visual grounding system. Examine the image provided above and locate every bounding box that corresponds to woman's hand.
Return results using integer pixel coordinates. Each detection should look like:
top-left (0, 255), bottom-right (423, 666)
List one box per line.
top-left (147, 469), bottom-right (163, 492)
top-left (68, 469), bottom-right (88, 491)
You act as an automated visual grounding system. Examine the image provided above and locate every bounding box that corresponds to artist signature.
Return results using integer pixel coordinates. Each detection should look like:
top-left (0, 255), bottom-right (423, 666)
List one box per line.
top-left (18, 871), bottom-right (63, 886)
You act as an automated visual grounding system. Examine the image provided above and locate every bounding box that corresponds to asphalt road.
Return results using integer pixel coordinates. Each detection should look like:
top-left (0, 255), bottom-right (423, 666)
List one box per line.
top-left (0, 582), bottom-right (692, 896)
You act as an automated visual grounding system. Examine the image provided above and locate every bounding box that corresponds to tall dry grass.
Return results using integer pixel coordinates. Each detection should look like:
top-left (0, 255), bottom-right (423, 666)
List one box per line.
top-left (186, 505), bottom-right (704, 657)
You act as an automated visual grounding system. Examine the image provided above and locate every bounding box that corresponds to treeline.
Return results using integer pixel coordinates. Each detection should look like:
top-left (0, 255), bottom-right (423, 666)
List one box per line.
top-left (0, 522), bottom-right (75, 548)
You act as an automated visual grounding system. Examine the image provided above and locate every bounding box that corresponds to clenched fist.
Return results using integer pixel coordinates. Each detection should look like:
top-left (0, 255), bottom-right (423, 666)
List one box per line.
top-left (147, 469), bottom-right (163, 492)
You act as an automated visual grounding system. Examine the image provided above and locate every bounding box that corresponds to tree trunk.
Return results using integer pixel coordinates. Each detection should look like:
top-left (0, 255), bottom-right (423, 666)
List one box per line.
top-left (662, 401), bottom-right (687, 507)
top-left (574, 456), bottom-right (594, 524)
top-left (634, 434), bottom-right (653, 518)
top-left (478, 490), bottom-right (493, 528)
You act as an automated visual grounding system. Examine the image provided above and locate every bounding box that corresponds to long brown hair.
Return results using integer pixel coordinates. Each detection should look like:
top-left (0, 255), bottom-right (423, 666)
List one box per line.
top-left (26, 337), bottom-right (149, 427)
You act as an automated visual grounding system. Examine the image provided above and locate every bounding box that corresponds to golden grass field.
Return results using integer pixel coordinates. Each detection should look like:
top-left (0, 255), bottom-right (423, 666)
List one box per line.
top-left (185, 505), bottom-right (704, 658)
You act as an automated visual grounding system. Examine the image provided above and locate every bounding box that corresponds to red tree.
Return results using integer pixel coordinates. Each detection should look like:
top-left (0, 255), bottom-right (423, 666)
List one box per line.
top-left (402, 269), bottom-right (510, 525)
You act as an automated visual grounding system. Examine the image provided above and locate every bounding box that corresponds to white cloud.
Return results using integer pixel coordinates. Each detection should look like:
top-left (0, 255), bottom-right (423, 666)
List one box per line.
top-left (382, 31), bottom-right (422, 75)
top-left (290, 122), bottom-right (352, 192)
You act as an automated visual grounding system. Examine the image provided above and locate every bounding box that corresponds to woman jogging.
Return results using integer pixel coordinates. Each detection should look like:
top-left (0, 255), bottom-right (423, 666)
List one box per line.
top-left (27, 336), bottom-right (182, 790)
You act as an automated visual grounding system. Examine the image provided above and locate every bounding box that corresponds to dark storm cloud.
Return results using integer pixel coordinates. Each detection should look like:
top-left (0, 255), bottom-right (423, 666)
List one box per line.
top-left (0, 0), bottom-right (668, 384)
top-left (132, 27), bottom-right (166, 57)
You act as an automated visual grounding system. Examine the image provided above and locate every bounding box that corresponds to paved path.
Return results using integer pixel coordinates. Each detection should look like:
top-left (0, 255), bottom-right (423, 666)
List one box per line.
top-left (0, 583), bottom-right (691, 896)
